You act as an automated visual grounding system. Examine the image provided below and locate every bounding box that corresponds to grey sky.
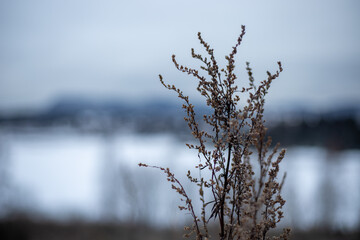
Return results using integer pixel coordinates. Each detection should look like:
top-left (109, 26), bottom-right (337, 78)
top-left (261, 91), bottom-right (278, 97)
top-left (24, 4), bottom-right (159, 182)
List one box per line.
top-left (0, 0), bottom-right (359, 112)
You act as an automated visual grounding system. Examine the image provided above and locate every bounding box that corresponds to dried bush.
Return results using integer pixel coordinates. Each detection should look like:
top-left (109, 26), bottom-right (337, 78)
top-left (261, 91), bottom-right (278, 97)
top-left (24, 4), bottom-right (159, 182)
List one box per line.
top-left (140, 25), bottom-right (290, 240)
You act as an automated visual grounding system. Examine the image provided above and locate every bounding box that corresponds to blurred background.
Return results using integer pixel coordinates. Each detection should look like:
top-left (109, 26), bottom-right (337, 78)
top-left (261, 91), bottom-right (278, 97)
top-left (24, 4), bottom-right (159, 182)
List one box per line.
top-left (0, 0), bottom-right (359, 239)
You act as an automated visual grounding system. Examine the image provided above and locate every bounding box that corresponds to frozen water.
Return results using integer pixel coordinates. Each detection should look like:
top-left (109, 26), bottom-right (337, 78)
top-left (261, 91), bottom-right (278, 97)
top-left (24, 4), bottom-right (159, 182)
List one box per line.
top-left (0, 129), bottom-right (359, 230)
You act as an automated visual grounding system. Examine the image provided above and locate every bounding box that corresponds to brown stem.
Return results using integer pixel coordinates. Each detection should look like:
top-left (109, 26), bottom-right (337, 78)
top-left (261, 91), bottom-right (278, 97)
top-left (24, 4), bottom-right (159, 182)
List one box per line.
top-left (219, 101), bottom-right (233, 239)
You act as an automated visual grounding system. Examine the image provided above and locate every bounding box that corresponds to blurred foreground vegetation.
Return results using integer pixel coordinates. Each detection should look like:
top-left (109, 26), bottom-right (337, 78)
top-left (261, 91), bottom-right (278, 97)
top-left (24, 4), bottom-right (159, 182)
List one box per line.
top-left (0, 216), bottom-right (359, 240)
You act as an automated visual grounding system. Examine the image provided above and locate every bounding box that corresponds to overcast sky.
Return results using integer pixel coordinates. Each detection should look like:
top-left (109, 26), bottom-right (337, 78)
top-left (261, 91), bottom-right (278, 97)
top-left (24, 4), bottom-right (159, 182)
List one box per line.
top-left (0, 0), bottom-right (359, 113)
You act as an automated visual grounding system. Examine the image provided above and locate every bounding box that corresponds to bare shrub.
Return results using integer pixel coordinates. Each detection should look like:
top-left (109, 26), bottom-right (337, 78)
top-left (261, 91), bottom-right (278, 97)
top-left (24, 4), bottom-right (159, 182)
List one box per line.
top-left (140, 25), bottom-right (290, 240)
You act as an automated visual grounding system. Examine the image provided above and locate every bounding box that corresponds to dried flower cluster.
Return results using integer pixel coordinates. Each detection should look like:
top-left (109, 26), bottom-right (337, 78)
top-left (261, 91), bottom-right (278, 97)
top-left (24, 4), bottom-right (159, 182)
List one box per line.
top-left (139, 25), bottom-right (290, 240)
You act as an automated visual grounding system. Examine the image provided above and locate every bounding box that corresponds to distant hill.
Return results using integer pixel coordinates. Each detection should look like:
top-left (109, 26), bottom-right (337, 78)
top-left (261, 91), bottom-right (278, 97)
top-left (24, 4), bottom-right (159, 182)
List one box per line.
top-left (0, 98), bottom-right (359, 149)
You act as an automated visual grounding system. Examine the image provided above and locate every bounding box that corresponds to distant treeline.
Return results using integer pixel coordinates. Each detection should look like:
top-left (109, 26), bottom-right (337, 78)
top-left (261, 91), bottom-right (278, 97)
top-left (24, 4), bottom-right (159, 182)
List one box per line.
top-left (0, 99), bottom-right (359, 150)
top-left (268, 117), bottom-right (360, 150)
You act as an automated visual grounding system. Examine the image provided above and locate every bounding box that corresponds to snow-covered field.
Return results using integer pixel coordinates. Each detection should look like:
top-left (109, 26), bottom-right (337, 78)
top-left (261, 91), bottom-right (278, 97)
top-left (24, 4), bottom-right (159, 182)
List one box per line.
top-left (0, 129), bottom-right (359, 230)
